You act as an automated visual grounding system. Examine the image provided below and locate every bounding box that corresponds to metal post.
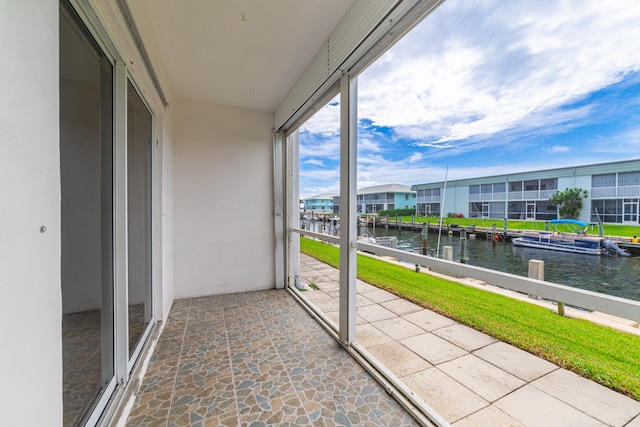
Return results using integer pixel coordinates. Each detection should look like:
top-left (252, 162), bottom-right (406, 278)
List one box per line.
top-left (460, 229), bottom-right (467, 263)
top-left (339, 74), bottom-right (357, 345)
top-left (503, 218), bottom-right (508, 240)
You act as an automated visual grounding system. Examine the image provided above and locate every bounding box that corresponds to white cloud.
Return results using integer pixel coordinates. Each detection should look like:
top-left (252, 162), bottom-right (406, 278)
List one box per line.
top-left (303, 158), bottom-right (326, 167)
top-left (408, 152), bottom-right (423, 163)
top-left (547, 145), bottom-right (570, 153)
top-left (357, 0), bottom-right (640, 150)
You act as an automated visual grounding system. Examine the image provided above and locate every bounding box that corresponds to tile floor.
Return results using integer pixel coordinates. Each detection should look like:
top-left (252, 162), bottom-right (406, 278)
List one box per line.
top-left (125, 291), bottom-right (421, 426)
top-left (62, 304), bottom-right (149, 426)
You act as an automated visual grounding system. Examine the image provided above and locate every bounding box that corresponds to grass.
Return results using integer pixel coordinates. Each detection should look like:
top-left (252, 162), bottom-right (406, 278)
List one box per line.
top-left (300, 236), bottom-right (640, 401)
top-left (381, 215), bottom-right (640, 238)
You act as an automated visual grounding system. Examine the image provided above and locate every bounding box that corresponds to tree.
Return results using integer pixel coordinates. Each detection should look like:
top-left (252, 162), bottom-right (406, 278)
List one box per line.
top-left (549, 188), bottom-right (588, 219)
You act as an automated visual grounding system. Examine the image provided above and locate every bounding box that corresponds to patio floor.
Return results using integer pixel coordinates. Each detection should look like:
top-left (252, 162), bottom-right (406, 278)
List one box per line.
top-left (124, 253), bottom-right (640, 426)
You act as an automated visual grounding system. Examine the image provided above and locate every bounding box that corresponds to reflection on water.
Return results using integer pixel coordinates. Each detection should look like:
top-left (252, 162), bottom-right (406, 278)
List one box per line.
top-left (303, 220), bottom-right (640, 302)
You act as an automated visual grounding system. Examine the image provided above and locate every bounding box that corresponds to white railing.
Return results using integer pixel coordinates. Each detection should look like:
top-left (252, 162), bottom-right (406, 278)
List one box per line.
top-left (292, 227), bottom-right (640, 322)
top-left (591, 187), bottom-right (617, 198)
top-left (618, 186), bottom-right (640, 197)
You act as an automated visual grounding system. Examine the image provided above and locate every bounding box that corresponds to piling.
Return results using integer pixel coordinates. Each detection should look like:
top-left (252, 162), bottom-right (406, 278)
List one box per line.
top-left (421, 223), bottom-right (428, 255)
top-left (460, 229), bottom-right (467, 263)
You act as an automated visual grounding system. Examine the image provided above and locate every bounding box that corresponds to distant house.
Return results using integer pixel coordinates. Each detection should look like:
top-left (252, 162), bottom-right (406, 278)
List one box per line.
top-left (302, 193), bottom-right (338, 214)
top-left (412, 159), bottom-right (640, 224)
top-left (332, 184), bottom-right (417, 214)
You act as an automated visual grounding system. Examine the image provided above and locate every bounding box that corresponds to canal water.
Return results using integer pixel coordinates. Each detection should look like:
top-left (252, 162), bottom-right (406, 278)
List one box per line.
top-left (303, 220), bottom-right (640, 302)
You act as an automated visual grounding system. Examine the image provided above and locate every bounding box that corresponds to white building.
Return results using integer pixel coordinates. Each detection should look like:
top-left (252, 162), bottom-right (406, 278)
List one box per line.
top-left (412, 159), bottom-right (640, 223)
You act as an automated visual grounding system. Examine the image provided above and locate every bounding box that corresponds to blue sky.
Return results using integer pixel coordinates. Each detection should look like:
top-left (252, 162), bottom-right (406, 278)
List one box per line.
top-left (298, 0), bottom-right (640, 198)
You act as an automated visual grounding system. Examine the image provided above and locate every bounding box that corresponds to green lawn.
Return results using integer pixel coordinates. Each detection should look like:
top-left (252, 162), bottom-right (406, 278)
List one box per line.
top-left (379, 215), bottom-right (640, 238)
top-left (300, 236), bottom-right (640, 400)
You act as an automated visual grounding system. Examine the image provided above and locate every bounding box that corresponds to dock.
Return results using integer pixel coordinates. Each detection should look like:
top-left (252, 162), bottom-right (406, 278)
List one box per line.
top-left (365, 217), bottom-right (523, 241)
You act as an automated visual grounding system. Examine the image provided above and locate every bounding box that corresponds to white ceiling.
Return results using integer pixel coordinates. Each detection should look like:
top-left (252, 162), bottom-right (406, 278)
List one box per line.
top-left (135, 0), bottom-right (357, 112)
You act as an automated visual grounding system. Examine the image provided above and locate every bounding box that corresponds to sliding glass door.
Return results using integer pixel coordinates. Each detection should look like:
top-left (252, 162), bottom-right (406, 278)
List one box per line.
top-left (60, 4), bottom-right (115, 424)
top-left (60, 2), bottom-right (155, 424)
top-left (127, 81), bottom-right (154, 360)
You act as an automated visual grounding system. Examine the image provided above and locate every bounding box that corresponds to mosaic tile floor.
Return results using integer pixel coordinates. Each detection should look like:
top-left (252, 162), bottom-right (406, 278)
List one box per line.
top-left (62, 309), bottom-right (103, 426)
top-left (62, 304), bottom-right (149, 426)
top-left (126, 291), bottom-right (421, 427)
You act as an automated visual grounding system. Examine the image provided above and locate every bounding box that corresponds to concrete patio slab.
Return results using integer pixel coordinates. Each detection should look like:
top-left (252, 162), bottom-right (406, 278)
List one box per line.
top-left (312, 280), bottom-right (339, 291)
top-left (366, 341), bottom-right (432, 378)
top-left (355, 280), bottom-right (380, 293)
top-left (438, 354), bottom-right (526, 402)
top-left (325, 311), bottom-right (368, 327)
top-left (371, 317), bottom-right (424, 340)
top-left (432, 323), bottom-right (497, 352)
top-left (400, 333), bottom-right (467, 365)
top-left (628, 415), bottom-right (640, 427)
top-left (314, 274), bottom-right (340, 283)
top-left (357, 303), bottom-right (398, 323)
top-left (381, 298), bottom-right (423, 316)
top-left (402, 368), bottom-right (488, 423)
top-left (532, 368), bottom-right (640, 426)
top-left (355, 324), bottom-right (393, 347)
top-left (494, 385), bottom-right (606, 427)
top-left (363, 288), bottom-right (400, 303)
top-left (402, 309), bottom-right (457, 332)
top-left (452, 405), bottom-right (525, 427)
top-left (309, 297), bottom-right (339, 314)
top-left (474, 342), bottom-right (557, 382)
top-left (302, 289), bottom-right (332, 304)
top-left (355, 293), bottom-right (375, 308)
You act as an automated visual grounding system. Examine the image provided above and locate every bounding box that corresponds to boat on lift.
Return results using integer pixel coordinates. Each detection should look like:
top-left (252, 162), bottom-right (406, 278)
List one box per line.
top-left (512, 219), bottom-right (629, 256)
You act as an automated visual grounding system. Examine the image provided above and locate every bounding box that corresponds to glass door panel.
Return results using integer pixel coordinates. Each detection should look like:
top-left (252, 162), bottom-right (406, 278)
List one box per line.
top-left (60, 3), bottom-right (114, 424)
top-left (127, 81), bottom-right (153, 358)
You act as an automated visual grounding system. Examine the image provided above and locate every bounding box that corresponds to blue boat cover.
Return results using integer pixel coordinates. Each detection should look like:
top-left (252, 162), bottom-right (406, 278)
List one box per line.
top-left (549, 219), bottom-right (589, 227)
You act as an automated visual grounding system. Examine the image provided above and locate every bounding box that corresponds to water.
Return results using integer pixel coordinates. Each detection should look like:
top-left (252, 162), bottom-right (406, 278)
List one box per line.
top-left (303, 220), bottom-right (640, 302)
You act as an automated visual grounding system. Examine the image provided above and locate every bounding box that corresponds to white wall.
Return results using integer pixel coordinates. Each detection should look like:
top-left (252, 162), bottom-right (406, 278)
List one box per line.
top-left (174, 98), bottom-right (275, 297)
top-left (0, 0), bottom-right (62, 424)
top-left (160, 108), bottom-right (175, 320)
top-left (558, 175), bottom-right (593, 221)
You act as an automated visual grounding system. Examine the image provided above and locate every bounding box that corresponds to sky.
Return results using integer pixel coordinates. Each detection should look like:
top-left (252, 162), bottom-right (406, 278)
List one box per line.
top-left (298, 0), bottom-right (640, 198)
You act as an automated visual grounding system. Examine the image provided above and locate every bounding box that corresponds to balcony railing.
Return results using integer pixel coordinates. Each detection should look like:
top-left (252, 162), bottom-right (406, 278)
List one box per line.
top-left (591, 186), bottom-right (640, 198)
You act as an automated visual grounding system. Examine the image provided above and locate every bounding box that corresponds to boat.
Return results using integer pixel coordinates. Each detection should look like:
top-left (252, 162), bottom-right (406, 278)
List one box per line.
top-left (512, 219), bottom-right (630, 256)
top-left (618, 241), bottom-right (640, 255)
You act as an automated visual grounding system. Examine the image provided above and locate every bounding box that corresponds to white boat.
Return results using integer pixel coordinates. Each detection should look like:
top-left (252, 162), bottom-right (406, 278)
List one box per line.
top-left (512, 219), bottom-right (629, 256)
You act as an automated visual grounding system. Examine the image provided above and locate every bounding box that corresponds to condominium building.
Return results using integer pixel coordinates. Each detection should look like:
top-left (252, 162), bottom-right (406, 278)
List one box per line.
top-left (332, 183), bottom-right (417, 214)
top-left (302, 193), bottom-right (338, 214)
top-left (412, 159), bottom-right (640, 223)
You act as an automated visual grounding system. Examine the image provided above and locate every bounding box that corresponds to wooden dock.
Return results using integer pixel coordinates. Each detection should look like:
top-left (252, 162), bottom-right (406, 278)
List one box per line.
top-left (364, 218), bottom-right (523, 241)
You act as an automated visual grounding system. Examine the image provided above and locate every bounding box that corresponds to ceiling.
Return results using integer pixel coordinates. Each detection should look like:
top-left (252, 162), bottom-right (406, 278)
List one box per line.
top-left (132, 0), bottom-right (357, 112)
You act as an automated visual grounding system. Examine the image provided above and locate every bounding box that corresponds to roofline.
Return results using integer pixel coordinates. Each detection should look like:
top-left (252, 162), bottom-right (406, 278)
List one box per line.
top-left (411, 158), bottom-right (640, 190)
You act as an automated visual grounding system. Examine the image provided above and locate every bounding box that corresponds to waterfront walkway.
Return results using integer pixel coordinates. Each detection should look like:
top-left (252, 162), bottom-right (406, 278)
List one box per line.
top-left (299, 253), bottom-right (640, 426)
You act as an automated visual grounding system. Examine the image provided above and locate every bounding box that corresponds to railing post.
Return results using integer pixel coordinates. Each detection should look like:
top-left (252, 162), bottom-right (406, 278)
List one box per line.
top-left (528, 260), bottom-right (544, 300)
